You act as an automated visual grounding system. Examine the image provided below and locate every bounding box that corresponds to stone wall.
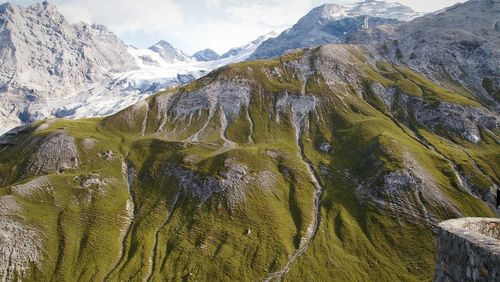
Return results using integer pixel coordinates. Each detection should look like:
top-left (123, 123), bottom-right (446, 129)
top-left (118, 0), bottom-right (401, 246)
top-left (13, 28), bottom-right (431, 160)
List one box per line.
top-left (435, 218), bottom-right (500, 282)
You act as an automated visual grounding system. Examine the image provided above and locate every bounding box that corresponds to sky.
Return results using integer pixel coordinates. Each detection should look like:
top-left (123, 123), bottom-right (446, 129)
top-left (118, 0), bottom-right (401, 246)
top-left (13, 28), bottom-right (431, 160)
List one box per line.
top-left (6, 0), bottom-right (463, 55)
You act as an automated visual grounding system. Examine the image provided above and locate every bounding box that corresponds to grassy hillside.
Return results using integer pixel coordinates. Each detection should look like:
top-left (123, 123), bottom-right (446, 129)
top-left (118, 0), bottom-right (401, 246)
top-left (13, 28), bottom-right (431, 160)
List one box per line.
top-left (0, 45), bottom-right (497, 281)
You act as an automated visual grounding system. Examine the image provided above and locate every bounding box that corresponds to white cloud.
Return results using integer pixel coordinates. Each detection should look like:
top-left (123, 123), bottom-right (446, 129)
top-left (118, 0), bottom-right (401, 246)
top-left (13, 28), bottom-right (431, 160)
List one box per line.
top-left (55, 0), bottom-right (184, 34)
top-left (173, 0), bottom-right (315, 54)
top-left (202, 0), bottom-right (223, 8)
top-left (224, 0), bottom-right (313, 27)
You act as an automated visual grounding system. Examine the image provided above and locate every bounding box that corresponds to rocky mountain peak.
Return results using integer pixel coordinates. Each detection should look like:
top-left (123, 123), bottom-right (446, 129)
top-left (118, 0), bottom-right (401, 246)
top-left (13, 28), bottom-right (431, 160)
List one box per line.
top-left (28, 1), bottom-right (63, 19)
top-left (149, 40), bottom-right (190, 63)
top-left (40, 0), bottom-right (57, 10)
top-left (192, 48), bottom-right (219, 61)
top-left (151, 40), bottom-right (175, 49)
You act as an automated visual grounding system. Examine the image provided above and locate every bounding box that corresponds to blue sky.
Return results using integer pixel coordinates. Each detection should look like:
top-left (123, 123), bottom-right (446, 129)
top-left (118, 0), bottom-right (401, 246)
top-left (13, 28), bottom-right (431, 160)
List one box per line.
top-left (5, 0), bottom-right (463, 54)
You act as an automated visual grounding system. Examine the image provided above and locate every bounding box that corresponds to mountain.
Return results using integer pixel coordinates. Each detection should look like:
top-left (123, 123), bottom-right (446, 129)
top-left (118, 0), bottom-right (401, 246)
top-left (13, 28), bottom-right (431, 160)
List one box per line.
top-left (0, 1), bottom-right (137, 133)
top-left (0, 45), bottom-right (497, 281)
top-left (115, 31), bottom-right (279, 106)
top-left (222, 31), bottom-right (277, 59)
top-left (0, 1), bottom-right (498, 280)
top-left (249, 1), bottom-right (421, 60)
top-left (148, 40), bottom-right (191, 63)
top-left (347, 0), bottom-right (500, 110)
top-left (192, 48), bottom-right (220, 61)
top-left (0, 2), bottom-right (276, 135)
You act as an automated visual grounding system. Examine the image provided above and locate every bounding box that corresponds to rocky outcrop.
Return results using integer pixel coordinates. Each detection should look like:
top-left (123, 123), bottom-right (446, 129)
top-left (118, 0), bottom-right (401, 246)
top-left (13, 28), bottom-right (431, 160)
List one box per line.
top-left (412, 102), bottom-right (499, 143)
top-left (356, 151), bottom-right (460, 226)
top-left (11, 175), bottom-right (52, 198)
top-left (136, 78), bottom-right (254, 145)
top-left (395, 0), bottom-right (500, 107)
top-left (0, 196), bottom-right (42, 281)
top-left (22, 133), bottom-right (79, 177)
top-left (370, 82), bottom-right (500, 143)
top-left (164, 159), bottom-right (276, 210)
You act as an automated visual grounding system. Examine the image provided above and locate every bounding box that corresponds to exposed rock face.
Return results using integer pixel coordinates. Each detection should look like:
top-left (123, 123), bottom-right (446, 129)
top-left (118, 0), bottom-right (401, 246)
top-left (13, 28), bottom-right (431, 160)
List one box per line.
top-left (356, 151), bottom-right (460, 226)
top-left (137, 55), bottom-right (160, 67)
top-left (249, 1), bottom-right (419, 60)
top-left (348, 0), bottom-right (500, 108)
top-left (0, 196), bottom-right (42, 281)
top-left (164, 159), bottom-right (276, 209)
top-left (22, 132), bottom-right (79, 177)
top-left (318, 142), bottom-right (333, 153)
top-left (412, 102), bottom-right (499, 143)
top-left (11, 175), bottom-right (52, 198)
top-left (275, 92), bottom-right (318, 140)
top-left (149, 79), bottom-right (253, 144)
top-left (192, 49), bottom-right (219, 61)
top-left (169, 80), bottom-right (252, 123)
top-left (395, 0), bottom-right (500, 107)
top-left (370, 82), bottom-right (500, 143)
top-left (74, 173), bottom-right (106, 188)
top-left (0, 2), bottom-right (137, 133)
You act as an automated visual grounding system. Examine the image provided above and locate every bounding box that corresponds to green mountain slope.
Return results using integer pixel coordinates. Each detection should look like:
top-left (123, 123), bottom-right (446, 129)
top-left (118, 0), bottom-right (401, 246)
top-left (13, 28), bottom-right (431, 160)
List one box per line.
top-left (0, 45), bottom-right (498, 281)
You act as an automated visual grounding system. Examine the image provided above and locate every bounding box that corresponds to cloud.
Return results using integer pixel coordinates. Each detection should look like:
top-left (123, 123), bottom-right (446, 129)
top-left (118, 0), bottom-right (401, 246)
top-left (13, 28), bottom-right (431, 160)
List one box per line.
top-left (202, 0), bottom-right (223, 8)
top-left (224, 0), bottom-right (313, 28)
top-left (167, 0), bottom-right (316, 54)
top-left (55, 0), bottom-right (184, 34)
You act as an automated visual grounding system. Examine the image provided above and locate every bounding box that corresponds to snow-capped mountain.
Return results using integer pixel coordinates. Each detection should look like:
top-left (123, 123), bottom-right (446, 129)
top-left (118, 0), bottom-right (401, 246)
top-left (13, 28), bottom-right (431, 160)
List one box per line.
top-left (192, 49), bottom-right (220, 61)
top-left (149, 40), bottom-right (191, 63)
top-left (109, 31), bottom-right (278, 100)
top-left (249, 0), bottom-right (422, 60)
top-left (23, 33), bottom-right (279, 134)
top-left (221, 31), bottom-right (277, 59)
top-left (0, 2), bottom-right (277, 134)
